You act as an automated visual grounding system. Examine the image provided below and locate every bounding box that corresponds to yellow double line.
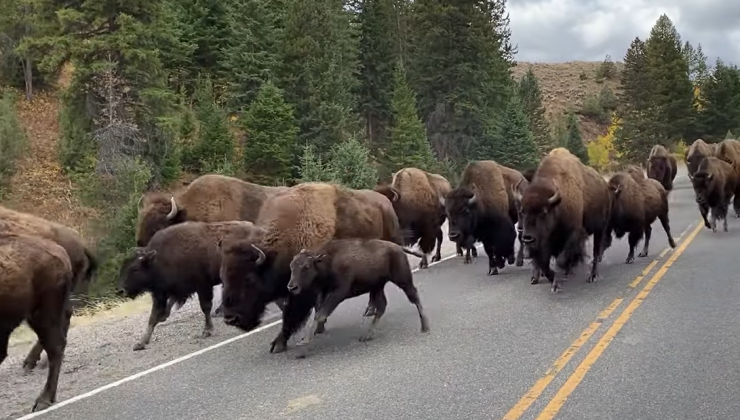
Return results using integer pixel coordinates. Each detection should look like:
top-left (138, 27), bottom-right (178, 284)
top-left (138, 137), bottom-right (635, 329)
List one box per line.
top-left (502, 220), bottom-right (704, 420)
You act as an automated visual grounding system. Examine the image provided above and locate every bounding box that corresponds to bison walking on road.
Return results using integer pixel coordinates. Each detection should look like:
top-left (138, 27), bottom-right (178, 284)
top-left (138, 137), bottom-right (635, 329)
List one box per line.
top-left (606, 169), bottom-right (677, 264)
top-left (684, 139), bottom-right (715, 178)
top-left (713, 138), bottom-right (740, 217)
top-left (647, 144), bottom-right (678, 193)
top-left (117, 221), bottom-right (257, 351)
top-left (286, 239), bottom-right (430, 358)
top-left (513, 148), bottom-right (611, 292)
top-left (689, 156), bottom-right (738, 233)
top-left (0, 233), bottom-right (74, 413)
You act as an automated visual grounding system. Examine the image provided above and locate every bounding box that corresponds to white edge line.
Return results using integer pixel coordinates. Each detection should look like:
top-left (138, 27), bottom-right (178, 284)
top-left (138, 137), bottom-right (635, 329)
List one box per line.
top-left (15, 244), bottom-right (480, 419)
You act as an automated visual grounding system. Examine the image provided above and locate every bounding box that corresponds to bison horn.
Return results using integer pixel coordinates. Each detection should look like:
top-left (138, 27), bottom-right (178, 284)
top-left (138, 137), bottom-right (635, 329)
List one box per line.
top-left (468, 194), bottom-right (478, 206)
top-left (547, 191), bottom-right (560, 205)
top-left (512, 179), bottom-right (524, 202)
top-left (439, 196), bottom-right (445, 207)
top-left (251, 244), bottom-right (266, 265)
top-left (137, 195), bottom-right (145, 210)
top-left (614, 184), bottom-right (622, 196)
top-left (391, 189), bottom-right (399, 202)
top-left (166, 196), bottom-right (178, 220)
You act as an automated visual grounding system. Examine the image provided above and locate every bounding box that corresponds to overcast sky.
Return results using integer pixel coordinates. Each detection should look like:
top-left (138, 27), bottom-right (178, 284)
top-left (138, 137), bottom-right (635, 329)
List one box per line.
top-left (508, 0), bottom-right (740, 65)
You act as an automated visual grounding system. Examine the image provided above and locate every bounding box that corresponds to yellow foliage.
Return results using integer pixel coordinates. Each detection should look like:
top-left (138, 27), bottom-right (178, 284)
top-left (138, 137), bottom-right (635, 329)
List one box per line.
top-left (673, 139), bottom-right (688, 160)
top-left (693, 86), bottom-right (703, 111)
top-left (588, 113), bottom-right (619, 173)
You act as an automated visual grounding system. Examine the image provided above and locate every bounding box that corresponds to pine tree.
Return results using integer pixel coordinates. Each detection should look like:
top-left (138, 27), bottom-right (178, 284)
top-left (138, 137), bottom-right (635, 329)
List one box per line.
top-left (696, 59), bottom-right (740, 142)
top-left (489, 94), bottom-right (539, 170)
top-left (518, 67), bottom-right (553, 156)
top-left (683, 41), bottom-right (709, 87)
top-left (242, 81), bottom-right (298, 185)
top-left (189, 75), bottom-right (235, 173)
top-left (385, 62), bottom-right (435, 172)
top-left (565, 112), bottom-right (588, 164)
top-left (326, 136), bottom-right (378, 189)
top-left (617, 37), bottom-right (650, 114)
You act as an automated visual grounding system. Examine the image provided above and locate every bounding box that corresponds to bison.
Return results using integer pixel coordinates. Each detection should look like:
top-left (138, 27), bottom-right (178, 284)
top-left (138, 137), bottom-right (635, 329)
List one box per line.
top-left (689, 156), bottom-right (738, 233)
top-left (513, 148), bottom-right (611, 292)
top-left (443, 161), bottom-right (519, 275)
top-left (0, 232), bottom-right (74, 412)
top-left (646, 144), bottom-right (678, 192)
top-left (219, 182), bottom-right (411, 354)
top-left (606, 171), bottom-right (676, 264)
top-left (117, 221), bottom-right (257, 351)
top-left (713, 138), bottom-right (740, 217)
top-left (285, 239), bottom-right (430, 358)
top-left (0, 206), bottom-right (98, 373)
top-left (684, 138), bottom-right (715, 178)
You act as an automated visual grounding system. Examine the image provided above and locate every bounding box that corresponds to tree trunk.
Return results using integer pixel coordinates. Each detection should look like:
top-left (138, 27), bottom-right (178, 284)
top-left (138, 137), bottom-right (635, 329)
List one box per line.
top-left (23, 57), bottom-right (33, 101)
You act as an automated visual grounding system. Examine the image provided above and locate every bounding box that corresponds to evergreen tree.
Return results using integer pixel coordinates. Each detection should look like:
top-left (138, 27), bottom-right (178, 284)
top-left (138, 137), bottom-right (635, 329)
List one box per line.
top-left (279, 0), bottom-right (361, 156)
top-left (189, 75), bottom-right (235, 173)
top-left (617, 37), bottom-right (650, 114)
top-left (518, 66), bottom-right (553, 156)
top-left (298, 144), bottom-right (333, 183)
top-left (242, 81), bottom-right (298, 185)
top-left (564, 112), bottom-right (588, 164)
top-left (385, 62), bottom-right (435, 172)
top-left (326, 136), bottom-right (378, 189)
top-left (489, 94), bottom-right (539, 170)
top-left (696, 59), bottom-right (740, 142)
top-left (683, 41), bottom-right (709, 86)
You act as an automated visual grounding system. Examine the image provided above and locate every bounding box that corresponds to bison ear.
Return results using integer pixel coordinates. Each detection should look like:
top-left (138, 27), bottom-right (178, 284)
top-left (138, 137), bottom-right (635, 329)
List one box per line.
top-left (137, 249), bottom-right (156, 263)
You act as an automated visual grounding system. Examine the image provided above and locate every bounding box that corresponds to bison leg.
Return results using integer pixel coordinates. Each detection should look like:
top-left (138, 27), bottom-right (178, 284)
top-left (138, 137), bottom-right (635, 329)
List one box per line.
top-left (134, 295), bottom-right (169, 351)
top-left (733, 193), bottom-right (740, 218)
top-left (625, 229), bottom-right (642, 264)
top-left (23, 305), bottom-right (72, 373)
top-left (432, 228), bottom-right (444, 262)
top-left (270, 292), bottom-right (316, 354)
top-left (392, 275), bottom-right (430, 335)
top-left (658, 213), bottom-right (677, 248)
top-left (471, 246), bottom-right (478, 258)
top-left (483, 243), bottom-right (499, 275)
top-left (699, 203), bottom-right (712, 229)
top-left (587, 231), bottom-right (604, 285)
top-left (196, 288), bottom-right (215, 338)
top-left (359, 289), bottom-right (388, 342)
top-left (515, 227), bottom-right (525, 267)
top-left (0, 327), bottom-right (11, 364)
top-left (27, 297), bottom-right (69, 412)
top-left (212, 301), bottom-right (224, 318)
top-left (638, 224), bottom-right (652, 258)
top-left (710, 210), bottom-right (718, 233)
top-left (294, 290), bottom-right (348, 358)
top-left (456, 243), bottom-right (464, 257)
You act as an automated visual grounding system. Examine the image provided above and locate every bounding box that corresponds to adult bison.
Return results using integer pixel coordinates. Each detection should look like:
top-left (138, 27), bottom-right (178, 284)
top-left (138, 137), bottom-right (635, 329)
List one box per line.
top-left (713, 138), bottom-right (740, 217)
top-left (646, 144), bottom-right (678, 192)
top-left (513, 148), bottom-right (611, 292)
top-left (684, 138), bottom-right (715, 178)
top-left (0, 232), bottom-right (74, 412)
top-left (606, 170), bottom-right (676, 264)
top-left (690, 156), bottom-right (738, 232)
top-left (443, 160), bottom-right (518, 275)
top-left (117, 221), bottom-right (256, 350)
top-left (219, 182), bottom-right (408, 354)
top-left (374, 168), bottom-right (450, 269)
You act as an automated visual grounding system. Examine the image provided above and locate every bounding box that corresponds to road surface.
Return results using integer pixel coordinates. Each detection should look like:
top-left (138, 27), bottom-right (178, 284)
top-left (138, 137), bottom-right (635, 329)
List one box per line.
top-left (20, 166), bottom-right (739, 420)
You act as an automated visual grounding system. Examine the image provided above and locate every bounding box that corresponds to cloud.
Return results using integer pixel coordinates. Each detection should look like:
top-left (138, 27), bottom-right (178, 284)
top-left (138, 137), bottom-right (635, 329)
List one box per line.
top-left (508, 0), bottom-right (740, 65)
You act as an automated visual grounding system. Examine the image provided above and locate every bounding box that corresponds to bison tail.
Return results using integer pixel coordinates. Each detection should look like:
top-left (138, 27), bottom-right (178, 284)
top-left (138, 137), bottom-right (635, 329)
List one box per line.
top-left (84, 247), bottom-right (99, 282)
top-left (402, 247), bottom-right (425, 259)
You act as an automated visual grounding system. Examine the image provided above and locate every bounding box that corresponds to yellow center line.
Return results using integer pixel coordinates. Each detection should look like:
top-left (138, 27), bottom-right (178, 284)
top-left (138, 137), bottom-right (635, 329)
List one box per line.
top-left (628, 259), bottom-right (659, 289)
top-left (534, 221), bottom-right (703, 420)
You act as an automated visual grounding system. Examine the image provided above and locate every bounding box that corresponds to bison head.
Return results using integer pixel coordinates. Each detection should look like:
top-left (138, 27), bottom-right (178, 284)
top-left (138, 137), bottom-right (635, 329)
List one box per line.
top-left (287, 249), bottom-right (326, 295)
top-left (218, 238), bottom-right (272, 332)
top-left (647, 157), bottom-right (667, 182)
top-left (444, 187), bottom-right (480, 249)
top-left (116, 248), bottom-right (157, 299)
top-left (373, 185), bottom-right (400, 203)
top-left (136, 194), bottom-right (186, 247)
top-left (512, 179), bottom-right (562, 252)
top-left (690, 170), bottom-right (714, 205)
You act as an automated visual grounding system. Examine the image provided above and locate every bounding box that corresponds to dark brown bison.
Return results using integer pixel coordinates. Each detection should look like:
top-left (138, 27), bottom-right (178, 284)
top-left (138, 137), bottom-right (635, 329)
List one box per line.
top-left (684, 138), bottom-right (715, 178)
top-left (374, 168), bottom-right (450, 269)
top-left (0, 206), bottom-right (98, 373)
top-left (135, 174), bottom-right (287, 247)
top-left (513, 148), bottom-right (611, 292)
top-left (117, 221), bottom-right (257, 350)
top-left (285, 239), bottom-right (429, 358)
top-left (713, 138), bottom-right (740, 217)
top-left (499, 165), bottom-right (529, 267)
top-left (0, 232), bottom-right (74, 412)
top-left (647, 144), bottom-right (678, 192)
top-left (606, 171), bottom-right (676, 264)
top-left (219, 182), bottom-right (410, 354)
top-left (443, 161), bottom-right (519, 275)
top-left (690, 156), bottom-right (738, 232)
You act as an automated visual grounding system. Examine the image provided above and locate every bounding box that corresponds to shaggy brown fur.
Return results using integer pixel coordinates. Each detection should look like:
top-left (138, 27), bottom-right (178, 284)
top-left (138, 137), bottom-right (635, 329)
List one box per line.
top-left (219, 182), bottom-right (408, 354)
top-left (685, 139), bottom-right (715, 177)
top-left (136, 174), bottom-right (288, 247)
top-left (286, 239), bottom-right (430, 358)
top-left (625, 165), bottom-right (647, 182)
top-left (0, 233), bottom-right (74, 412)
top-left (647, 144), bottom-right (678, 193)
top-left (606, 172), bottom-right (676, 264)
top-left (444, 161), bottom-right (517, 275)
top-left (0, 206), bottom-right (98, 372)
top-left (713, 138), bottom-right (740, 216)
top-left (690, 156), bottom-right (738, 233)
top-left (498, 165), bottom-right (528, 267)
top-left (117, 221), bottom-right (256, 351)
top-left (513, 148), bottom-right (611, 292)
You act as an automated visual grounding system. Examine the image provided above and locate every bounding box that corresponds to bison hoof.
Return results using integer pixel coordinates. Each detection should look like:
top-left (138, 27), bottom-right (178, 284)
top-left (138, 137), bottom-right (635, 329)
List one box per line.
top-left (32, 399), bottom-right (53, 413)
top-left (363, 306), bottom-right (376, 317)
top-left (587, 274), bottom-right (599, 283)
top-left (550, 284), bottom-right (560, 293)
top-left (316, 323), bottom-right (325, 334)
top-left (418, 261), bottom-right (429, 269)
top-left (431, 254), bottom-right (442, 263)
top-left (507, 255), bottom-right (515, 265)
top-left (270, 339), bottom-right (287, 354)
top-left (516, 258), bottom-right (524, 267)
top-left (201, 329), bottom-right (213, 338)
top-left (22, 360), bottom-right (37, 374)
top-left (463, 256), bottom-right (472, 264)
top-left (358, 334), bottom-right (374, 342)
top-left (471, 248), bottom-right (478, 257)
top-left (530, 276), bottom-right (539, 285)
top-left (638, 250), bottom-right (648, 258)
top-left (625, 256), bottom-right (634, 264)
top-left (456, 250), bottom-right (463, 257)
top-left (133, 342), bottom-right (147, 351)
top-left (488, 267), bottom-right (499, 275)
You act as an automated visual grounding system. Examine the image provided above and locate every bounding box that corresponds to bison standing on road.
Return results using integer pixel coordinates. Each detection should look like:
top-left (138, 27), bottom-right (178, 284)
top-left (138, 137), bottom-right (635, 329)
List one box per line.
top-left (0, 232), bottom-right (74, 413)
top-left (117, 221), bottom-right (257, 351)
top-left (285, 239), bottom-right (430, 358)
top-left (690, 156), bottom-right (738, 233)
top-left (219, 182), bottom-right (408, 354)
top-left (713, 138), bottom-right (740, 217)
top-left (444, 161), bottom-right (518, 275)
top-left (647, 144), bottom-right (678, 193)
top-left (606, 171), bottom-right (677, 264)
top-left (684, 138), bottom-right (715, 178)
top-left (513, 148), bottom-right (611, 292)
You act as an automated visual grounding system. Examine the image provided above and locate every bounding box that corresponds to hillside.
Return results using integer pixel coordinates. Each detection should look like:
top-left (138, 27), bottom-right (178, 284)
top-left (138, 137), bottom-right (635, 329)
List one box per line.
top-left (512, 61), bottom-right (624, 142)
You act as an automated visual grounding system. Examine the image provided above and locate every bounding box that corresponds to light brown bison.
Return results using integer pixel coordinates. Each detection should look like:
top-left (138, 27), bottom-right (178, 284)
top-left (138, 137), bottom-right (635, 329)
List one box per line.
top-left (684, 138), bottom-right (715, 178)
top-left (625, 165), bottom-right (647, 182)
top-left (713, 138), bottom-right (740, 216)
top-left (219, 182), bottom-right (410, 354)
top-left (0, 206), bottom-right (98, 373)
top-left (286, 239), bottom-right (429, 358)
top-left (690, 156), bottom-right (738, 232)
top-left (117, 221), bottom-right (257, 350)
top-left (647, 144), bottom-right (678, 192)
top-left (0, 232), bottom-right (74, 412)
top-left (443, 161), bottom-right (518, 275)
top-left (606, 171), bottom-right (676, 264)
top-left (135, 174), bottom-right (287, 247)
top-left (513, 148), bottom-right (611, 292)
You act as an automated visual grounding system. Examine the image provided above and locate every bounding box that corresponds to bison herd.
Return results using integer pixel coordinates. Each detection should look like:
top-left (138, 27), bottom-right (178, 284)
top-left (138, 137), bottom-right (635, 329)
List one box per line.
top-left (3, 139), bottom-right (737, 413)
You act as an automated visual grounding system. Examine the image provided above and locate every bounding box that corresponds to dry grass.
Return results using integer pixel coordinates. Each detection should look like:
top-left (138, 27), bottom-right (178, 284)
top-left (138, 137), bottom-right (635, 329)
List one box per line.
top-left (512, 61), bottom-right (625, 142)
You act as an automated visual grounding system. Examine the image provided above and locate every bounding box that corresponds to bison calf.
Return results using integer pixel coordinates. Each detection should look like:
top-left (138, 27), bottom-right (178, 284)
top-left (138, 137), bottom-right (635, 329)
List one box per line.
top-left (690, 156), bottom-right (738, 232)
top-left (286, 239), bottom-right (430, 358)
top-left (117, 221), bottom-right (256, 350)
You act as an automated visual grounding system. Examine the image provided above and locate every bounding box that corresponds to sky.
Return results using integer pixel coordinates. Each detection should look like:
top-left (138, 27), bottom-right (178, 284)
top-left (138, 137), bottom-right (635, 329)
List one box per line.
top-left (507, 0), bottom-right (740, 65)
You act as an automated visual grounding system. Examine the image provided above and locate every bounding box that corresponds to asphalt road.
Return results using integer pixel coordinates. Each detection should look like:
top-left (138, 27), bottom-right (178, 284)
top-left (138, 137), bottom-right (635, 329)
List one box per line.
top-left (22, 166), bottom-right (737, 420)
